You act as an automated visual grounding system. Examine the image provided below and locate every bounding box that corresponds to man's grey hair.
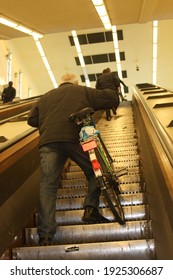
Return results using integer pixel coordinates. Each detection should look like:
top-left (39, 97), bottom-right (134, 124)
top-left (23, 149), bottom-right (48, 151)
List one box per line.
top-left (60, 73), bottom-right (78, 85)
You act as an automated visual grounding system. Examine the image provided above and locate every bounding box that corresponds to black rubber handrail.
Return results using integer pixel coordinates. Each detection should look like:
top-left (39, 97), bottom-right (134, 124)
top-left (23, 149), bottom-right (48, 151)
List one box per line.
top-left (0, 127), bottom-right (38, 153)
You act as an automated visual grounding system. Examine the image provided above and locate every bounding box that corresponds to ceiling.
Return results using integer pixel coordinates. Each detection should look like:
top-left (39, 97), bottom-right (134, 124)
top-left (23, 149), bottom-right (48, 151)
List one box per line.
top-left (1, 0), bottom-right (173, 40)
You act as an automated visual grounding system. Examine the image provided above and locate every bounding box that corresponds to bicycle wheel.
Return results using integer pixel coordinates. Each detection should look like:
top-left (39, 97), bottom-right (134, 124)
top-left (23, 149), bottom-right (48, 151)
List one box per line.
top-left (97, 177), bottom-right (126, 225)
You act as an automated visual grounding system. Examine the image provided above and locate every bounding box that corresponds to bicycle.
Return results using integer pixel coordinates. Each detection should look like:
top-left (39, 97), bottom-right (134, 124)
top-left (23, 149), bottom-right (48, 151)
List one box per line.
top-left (69, 107), bottom-right (126, 225)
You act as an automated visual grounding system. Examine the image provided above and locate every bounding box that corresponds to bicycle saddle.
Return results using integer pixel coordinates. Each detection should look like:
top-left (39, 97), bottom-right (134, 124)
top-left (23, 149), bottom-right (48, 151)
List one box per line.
top-left (69, 107), bottom-right (95, 123)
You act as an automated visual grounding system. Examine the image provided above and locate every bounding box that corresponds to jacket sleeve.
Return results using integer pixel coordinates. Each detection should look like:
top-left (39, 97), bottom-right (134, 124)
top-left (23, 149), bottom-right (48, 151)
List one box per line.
top-left (85, 87), bottom-right (120, 111)
top-left (27, 103), bottom-right (39, 127)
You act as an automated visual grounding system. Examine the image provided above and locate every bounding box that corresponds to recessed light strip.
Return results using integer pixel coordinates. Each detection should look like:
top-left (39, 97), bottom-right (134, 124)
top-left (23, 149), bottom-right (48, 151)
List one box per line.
top-left (0, 15), bottom-right (58, 89)
top-left (91, 0), bottom-right (111, 30)
top-left (33, 37), bottom-right (58, 88)
top-left (153, 20), bottom-right (158, 84)
top-left (112, 25), bottom-right (125, 96)
top-left (0, 15), bottom-right (43, 39)
top-left (72, 30), bottom-right (91, 87)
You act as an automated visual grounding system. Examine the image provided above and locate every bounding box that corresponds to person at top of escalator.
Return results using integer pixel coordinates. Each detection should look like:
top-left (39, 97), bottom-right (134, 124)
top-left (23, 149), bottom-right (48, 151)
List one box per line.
top-left (27, 73), bottom-right (120, 246)
top-left (96, 68), bottom-right (127, 120)
top-left (1, 81), bottom-right (16, 103)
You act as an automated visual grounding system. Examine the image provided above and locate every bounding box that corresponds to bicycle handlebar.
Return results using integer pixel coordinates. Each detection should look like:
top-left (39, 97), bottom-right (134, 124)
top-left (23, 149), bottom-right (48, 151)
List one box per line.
top-left (69, 107), bottom-right (95, 124)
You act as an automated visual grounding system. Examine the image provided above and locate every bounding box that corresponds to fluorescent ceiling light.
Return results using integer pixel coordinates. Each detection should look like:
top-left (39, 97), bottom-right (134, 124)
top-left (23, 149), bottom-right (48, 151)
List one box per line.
top-left (42, 56), bottom-right (51, 71)
top-left (153, 58), bottom-right (157, 72)
top-left (92, 0), bottom-right (103, 5)
top-left (153, 20), bottom-right (158, 27)
top-left (95, 5), bottom-right (107, 16)
top-left (35, 40), bottom-right (45, 57)
top-left (73, 37), bottom-right (82, 53)
top-left (78, 53), bottom-right (85, 68)
top-left (153, 44), bottom-right (157, 59)
top-left (153, 27), bottom-right (158, 44)
top-left (115, 49), bottom-right (120, 63)
top-left (48, 70), bottom-right (58, 88)
top-left (112, 25), bottom-right (119, 49)
top-left (100, 15), bottom-right (110, 24)
top-left (91, 0), bottom-right (111, 30)
top-left (0, 15), bottom-right (43, 38)
top-left (15, 25), bottom-right (33, 35)
top-left (0, 17), bottom-right (17, 28)
top-left (152, 21), bottom-right (158, 84)
top-left (71, 30), bottom-right (77, 37)
top-left (85, 79), bottom-right (91, 87)
top-left (71, 30), bottom-right (91, 87)
top-left (104, 23), bottom-right (111, 30)
top-left (34, 38), bottom-right (58, 88)
top-left (32, 32), bottom-right (43, 39)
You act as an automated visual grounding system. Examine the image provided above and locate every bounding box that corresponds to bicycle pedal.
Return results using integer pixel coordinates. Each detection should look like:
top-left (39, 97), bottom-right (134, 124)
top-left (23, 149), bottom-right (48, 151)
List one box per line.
top-left (114, 167), bottom-right (128, 177)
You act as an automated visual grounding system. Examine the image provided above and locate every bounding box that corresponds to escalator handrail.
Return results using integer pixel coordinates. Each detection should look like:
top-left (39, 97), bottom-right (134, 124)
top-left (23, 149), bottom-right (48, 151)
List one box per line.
top-left (133, 85), bottom-right (173, 168)
top-left (0, 127), bottom-right (38, 153)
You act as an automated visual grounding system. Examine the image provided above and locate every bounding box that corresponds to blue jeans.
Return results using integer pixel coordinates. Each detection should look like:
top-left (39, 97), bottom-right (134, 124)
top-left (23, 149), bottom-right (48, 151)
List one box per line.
top-left (38, 142), bottom-right (101, 239)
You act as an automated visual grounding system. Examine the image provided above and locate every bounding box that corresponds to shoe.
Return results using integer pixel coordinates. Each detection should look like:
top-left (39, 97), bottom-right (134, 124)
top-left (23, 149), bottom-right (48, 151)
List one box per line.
top-left (39, 237), bottom-right (53, 246)
top-left (107, 117), bottom-right (111, 121)
top-left (82, 206), bottom-right (110, 223)
top-left (112, 108), bottom-right (117, 115)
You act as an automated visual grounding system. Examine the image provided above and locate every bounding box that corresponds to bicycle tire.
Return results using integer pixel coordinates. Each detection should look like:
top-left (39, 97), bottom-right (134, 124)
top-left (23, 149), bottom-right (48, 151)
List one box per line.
top-left (97, 177), bottom-right (126, 225)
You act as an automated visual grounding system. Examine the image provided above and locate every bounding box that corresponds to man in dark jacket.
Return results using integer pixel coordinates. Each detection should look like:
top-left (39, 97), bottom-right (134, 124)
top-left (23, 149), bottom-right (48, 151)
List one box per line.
top-left (96, 68), bottom-right (127, 120)
top-left (27, 73), bottom-right (119, 246)
top-left (2, 81), bottom-right (16, 103)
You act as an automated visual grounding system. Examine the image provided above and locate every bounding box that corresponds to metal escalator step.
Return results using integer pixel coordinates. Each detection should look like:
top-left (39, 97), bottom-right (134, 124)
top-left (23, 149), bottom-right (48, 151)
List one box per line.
top-left (112, 155), bottom-right (139, 161)
top-left (57, 183), bottom-right (143, 198)
top-left (69, 159), bottom-right (138, 172)
top-left (62, 171), bottom-right (85, 180)
top-left (101, 139), bottom-right (138, 145)
top-left (56, 193), bottom-right (147, 210)
top-left (24, 220), bottom-right (153, 246)
top-left (54, 205), bottom-right (150, 225)
top-left (60, 178), bottom-right (87, 187)
top-left (60, 174), bottom-right (141, 188)
top-left (61, 172), bottom-right (140, 187)
top-left (107, 146), bottom-right (138, 152)
top-left (12, 239), bottom-right (155, 260)
top-left (61, 168), bottom-right (140, 180)
top-left (110, 151), bottom-right (138, 157)
top-left (34, 205), bottom-right (150, 226)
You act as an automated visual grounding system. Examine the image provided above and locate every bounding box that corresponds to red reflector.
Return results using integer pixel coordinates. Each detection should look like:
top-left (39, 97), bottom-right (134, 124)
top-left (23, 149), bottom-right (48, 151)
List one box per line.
top-left (91, 159), bottom-right (100, 170)
top-left (82, 140), bottom-right (97, 151)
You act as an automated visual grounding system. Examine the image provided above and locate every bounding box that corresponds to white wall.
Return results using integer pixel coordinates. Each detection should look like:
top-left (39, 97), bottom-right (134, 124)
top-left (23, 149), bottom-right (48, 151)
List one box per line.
top-left (157, 20), bottom-right (173, 91)
top-left (122, 22), bottom-right (153, 92)
top-left (0, 40), bottom-right (8, 92)
top-left (0, 19), bottom-right (173, 99)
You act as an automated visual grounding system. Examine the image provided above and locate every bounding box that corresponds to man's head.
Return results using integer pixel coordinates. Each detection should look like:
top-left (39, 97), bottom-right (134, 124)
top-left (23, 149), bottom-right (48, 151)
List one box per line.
top-left (60, 74), bottom-right (78, 85)
top-left (9, 81), bottom-right (13, 87)
top-left (102, 68), bottom-right (111, 74)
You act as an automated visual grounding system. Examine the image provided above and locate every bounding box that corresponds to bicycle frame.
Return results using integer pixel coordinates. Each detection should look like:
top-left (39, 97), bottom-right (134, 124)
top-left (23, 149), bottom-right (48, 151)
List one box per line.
top-left (69, 107), bottom-right (126, 224)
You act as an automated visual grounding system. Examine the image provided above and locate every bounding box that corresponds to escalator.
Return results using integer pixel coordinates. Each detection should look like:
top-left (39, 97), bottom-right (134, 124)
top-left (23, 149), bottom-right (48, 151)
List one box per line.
top-left (12, 101), bottom-right (156, 260)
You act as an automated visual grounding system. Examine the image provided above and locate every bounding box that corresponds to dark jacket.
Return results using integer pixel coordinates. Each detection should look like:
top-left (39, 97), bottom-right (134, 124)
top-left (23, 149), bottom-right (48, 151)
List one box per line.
top-left (2, 86), bottom-right (16, 103)
top-left (27, 82), bottom-right (119, 147)
top-left (96, 72), bottom-right (126, 91)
